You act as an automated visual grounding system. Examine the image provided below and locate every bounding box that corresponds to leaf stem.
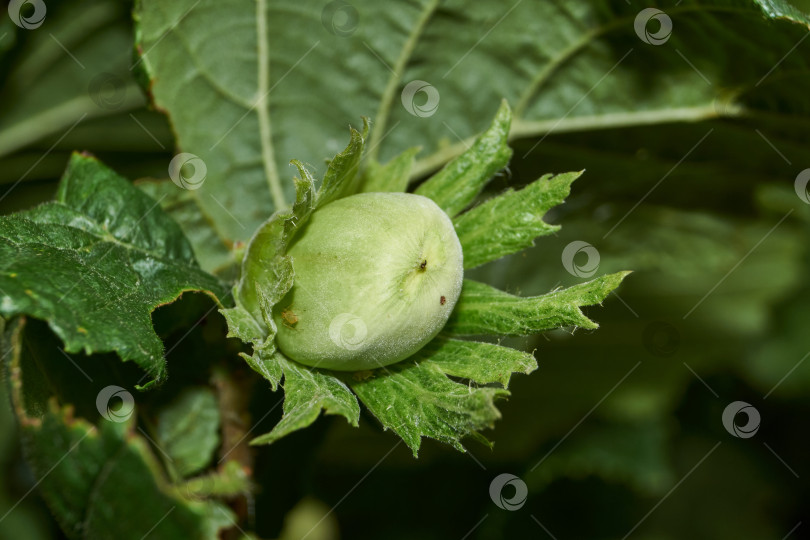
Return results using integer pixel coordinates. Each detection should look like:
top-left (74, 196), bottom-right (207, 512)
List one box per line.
top-left (139, 411), bottom-right (181, 483)
top-left (367, 0), bottom-right (440, 162)
top-left (256, 0), bottom-right (287, 210)
top-left (411, 104), bottom-right (743, 179)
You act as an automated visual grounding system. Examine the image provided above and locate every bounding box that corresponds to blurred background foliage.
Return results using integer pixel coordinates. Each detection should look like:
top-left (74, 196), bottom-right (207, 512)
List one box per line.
top-left (2, 0), bottom-right (809, 538)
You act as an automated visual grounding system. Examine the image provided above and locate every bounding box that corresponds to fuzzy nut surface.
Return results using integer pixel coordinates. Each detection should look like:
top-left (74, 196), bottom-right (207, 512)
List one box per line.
top-left (272, 192), bottom-right (464, 371)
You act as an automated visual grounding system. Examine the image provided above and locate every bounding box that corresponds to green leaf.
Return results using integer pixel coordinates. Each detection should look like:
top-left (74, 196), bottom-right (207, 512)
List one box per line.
top-left (135, 0), bottom-right (810, 240)
top-left (349, 359), bottom-right (507, 456)
top-left (221, 305), bottom-right (268, 348)
top-left (0, 153), bottom-right (226, 384)
top-left (447, 272), bottom-right (631, 336)
top-left (454, 171), bottom-right (580, 269)
top-left (415, 101), bottom-right (513, 217)
top-left (360, 147), bottom-right (420, 194)
top-left (541, 204), bottom-right (804, 334)
top-left (250, 353), bottom-right (359, 445)
top-left (137, 180), bottom-right (237, 277)
top-left (317, 120), bottom-right (369, 207)
top-left (234, 170), bottom-right (315, 322)
top-left (240, 346), bottom-right (284, 392)
top-left (134, 0), bottom-right (285, 242)
top-left (172, 461), bottom-right (251, 502)
top-left (156, 388), bottom-right (221, 478)
top-left (0, 18), bottom-right (15, 59)
top-left (415, 337), bottom-right (537, 388)
top-left (222, 303), bottom-right (284, 391)
top-left (2, 317), bottom-right (235, 539)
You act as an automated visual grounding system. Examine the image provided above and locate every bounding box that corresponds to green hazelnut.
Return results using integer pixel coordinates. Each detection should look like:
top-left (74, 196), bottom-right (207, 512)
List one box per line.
top-left (272, 192), bottom-right (463, 371)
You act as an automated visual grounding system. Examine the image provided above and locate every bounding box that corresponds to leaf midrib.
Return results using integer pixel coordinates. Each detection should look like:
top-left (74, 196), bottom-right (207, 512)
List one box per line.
top-left (2, 212), bottom-right (195, 269)
top-left (366, 0), bottom-right (441, 162)
top-left (257, 0), bottom-right (287, 210)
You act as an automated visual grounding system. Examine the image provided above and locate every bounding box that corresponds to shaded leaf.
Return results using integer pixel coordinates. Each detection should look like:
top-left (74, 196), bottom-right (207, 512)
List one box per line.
top-left (136, 0), bottom-right (810, 242)
top-left (173, 461), bottom-right (252, 501)
top-left (274, 498), bottom-right (340, 540)
top-left (743, 282), bottom-right (810, 398)
top-left (525, 420), bottom-right (674, 496)
top-left (134, 0), bottom-right (282, 242)
top-left (156, 388), bottom-right (221, 478)
top-left (0, 0), bottom-right (146, 163)
top-left (2, 318), bottom-right (235, 540)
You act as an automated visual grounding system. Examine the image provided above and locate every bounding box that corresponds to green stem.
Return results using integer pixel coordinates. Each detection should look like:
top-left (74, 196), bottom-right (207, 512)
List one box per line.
top-left (256, 0), bottom-right (287, 210)
top-left (366, 0), bottom-right (440, 162)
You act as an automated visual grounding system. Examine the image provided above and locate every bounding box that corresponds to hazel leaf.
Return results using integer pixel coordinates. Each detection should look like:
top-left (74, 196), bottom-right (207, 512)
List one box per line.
top-left (221, 304), bottom-right (267, 345)
top-left (221, 300), bottom-right (284, 391)
top-left (137, 180), bottom-right (237, 277)
top-left (447, 272), bottom-right (631, 336)
top-left (454, 171), bottom-right (581, 269)
top-left (415, 100), bottom-right (513, 217)
top-left (242, 347), bottom-right (284, 393)
top-left (234, 171), bottom-right (314, 323)
top-left (349, 359), bottom-right (507, 456)
top-left (0, 153), bottom-right (226, 385)
top-left (155, 388), bottom-right (221, 478)
top-left (360, 147), bottom-right (420, 194)
top-left (317, 119), bottom-right (369, 207)
top-left (2, 318), bottom-right (235, 539)
top-left (415, 337), bottom-right (537, 388)
top-left (250, 353), bottom-right (360, 445)
top-left (171, 461), bottom-right (252, 502)
top-left (135, 0), bottom-right (810, 247)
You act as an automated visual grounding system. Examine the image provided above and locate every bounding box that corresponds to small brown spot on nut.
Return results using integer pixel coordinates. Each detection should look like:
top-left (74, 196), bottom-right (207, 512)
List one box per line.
top-left (281, 309), bottom-right (299, 328)
top-left (440, 296), bottom-right (446, 305)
